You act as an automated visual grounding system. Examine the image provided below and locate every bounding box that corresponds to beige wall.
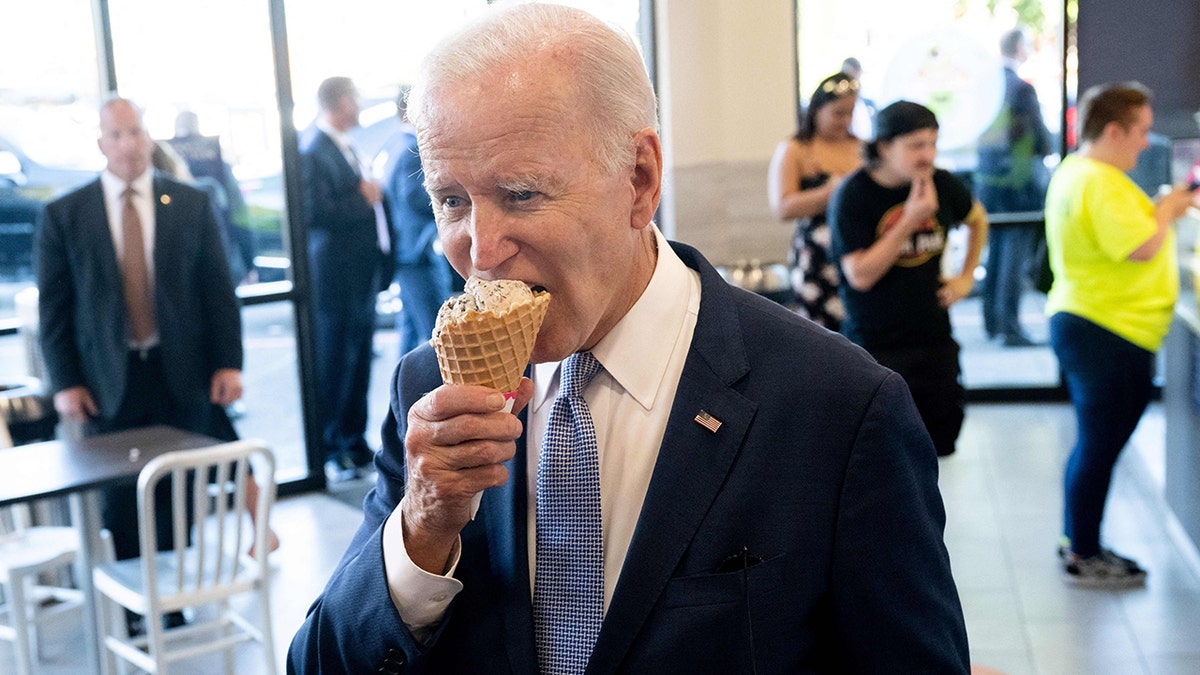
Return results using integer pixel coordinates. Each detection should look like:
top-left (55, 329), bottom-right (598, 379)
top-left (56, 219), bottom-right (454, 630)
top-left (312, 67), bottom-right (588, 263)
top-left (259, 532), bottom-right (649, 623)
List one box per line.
top-left (655, 0), bottom-right (798, 266)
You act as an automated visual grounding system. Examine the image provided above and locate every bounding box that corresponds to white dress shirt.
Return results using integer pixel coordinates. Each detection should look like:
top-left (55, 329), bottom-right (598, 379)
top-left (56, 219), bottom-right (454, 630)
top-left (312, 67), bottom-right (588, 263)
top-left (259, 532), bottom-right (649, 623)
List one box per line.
top-left (382, 224), bottom-right (701, 637)
top-left (99, 169), bottom-right (159, 348)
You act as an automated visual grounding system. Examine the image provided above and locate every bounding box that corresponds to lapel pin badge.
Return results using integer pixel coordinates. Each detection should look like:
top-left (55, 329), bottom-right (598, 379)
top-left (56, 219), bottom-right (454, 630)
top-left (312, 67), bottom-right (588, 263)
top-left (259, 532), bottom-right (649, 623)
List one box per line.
top-left (159, 194), bottom-right (171, 205)
top-left (694, 410), bottom-right (722, 433)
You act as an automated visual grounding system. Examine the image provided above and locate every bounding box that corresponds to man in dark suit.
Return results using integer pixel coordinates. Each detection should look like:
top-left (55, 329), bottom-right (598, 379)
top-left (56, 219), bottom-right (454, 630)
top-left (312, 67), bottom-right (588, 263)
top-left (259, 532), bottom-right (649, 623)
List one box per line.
top-left (300, 76), bottom-right (392, 481)
top-left (37, 97), bottom-right (243, 566)
top-left (977, 27), bottom-right (1053, 347)
top-left (382, 87), bottom-right (453, 356)
top-left (289, 4), bottom-right (968, 673)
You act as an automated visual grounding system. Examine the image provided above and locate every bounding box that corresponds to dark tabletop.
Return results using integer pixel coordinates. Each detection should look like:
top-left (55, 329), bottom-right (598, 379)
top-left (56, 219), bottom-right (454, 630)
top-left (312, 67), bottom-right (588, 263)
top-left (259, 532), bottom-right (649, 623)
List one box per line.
top-left (0, 425), bottom-right (222, 506)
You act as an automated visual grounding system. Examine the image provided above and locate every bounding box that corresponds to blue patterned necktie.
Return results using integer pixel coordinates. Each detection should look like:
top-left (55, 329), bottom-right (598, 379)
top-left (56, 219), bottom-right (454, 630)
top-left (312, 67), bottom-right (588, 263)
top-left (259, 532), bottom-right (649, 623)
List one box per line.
top-left (534, 351), bottom-right (605, 674)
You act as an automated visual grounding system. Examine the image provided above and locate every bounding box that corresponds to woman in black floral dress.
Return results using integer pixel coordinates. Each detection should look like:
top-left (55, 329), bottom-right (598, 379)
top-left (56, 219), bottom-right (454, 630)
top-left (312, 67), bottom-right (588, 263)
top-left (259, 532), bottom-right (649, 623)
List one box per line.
top-left (768, 72), bottom-right (863, 330)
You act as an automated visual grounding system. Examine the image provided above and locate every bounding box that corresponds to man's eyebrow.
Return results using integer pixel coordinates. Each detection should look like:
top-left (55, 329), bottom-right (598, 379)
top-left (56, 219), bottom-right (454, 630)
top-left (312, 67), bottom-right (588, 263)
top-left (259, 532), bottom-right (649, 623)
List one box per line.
top-left (497, 173), bottom-right (563, 194)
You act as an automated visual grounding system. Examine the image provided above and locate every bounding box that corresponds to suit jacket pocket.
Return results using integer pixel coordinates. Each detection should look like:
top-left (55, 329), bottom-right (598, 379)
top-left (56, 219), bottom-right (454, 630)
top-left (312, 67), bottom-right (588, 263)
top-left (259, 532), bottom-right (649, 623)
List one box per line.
top-left (661, 551), bottom-right (787, 608)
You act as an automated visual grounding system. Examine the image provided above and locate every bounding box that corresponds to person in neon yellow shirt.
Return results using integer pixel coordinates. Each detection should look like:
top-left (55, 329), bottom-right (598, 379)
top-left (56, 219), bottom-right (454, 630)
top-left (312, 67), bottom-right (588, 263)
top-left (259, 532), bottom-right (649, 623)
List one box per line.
top-left (1045, 81), bottom-right (1199, 589)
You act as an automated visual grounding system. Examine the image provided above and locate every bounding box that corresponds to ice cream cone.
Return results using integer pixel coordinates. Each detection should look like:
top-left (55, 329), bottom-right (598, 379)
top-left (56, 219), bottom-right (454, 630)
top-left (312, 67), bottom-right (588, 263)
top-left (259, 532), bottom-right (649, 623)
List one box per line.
top-left (432, 288), bottom-right (550, 393)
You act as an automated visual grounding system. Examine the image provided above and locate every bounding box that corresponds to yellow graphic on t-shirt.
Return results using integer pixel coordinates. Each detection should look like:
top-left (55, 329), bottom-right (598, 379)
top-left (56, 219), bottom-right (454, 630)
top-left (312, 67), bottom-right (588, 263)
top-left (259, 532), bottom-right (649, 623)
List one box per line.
top-left (876, 204), bottom-right (945, 268)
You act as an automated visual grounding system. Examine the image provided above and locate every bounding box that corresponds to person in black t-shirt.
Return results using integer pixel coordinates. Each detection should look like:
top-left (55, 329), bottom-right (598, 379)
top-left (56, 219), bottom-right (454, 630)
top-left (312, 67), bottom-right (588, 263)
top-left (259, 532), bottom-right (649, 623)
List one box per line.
top-left (829, 101), bottom-right (989, 456)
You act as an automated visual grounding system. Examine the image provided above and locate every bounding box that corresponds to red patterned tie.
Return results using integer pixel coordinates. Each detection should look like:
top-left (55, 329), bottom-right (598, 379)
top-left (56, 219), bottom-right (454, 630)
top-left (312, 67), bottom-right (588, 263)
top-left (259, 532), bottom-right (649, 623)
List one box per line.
top-left (121, 186), bottom-right (156, 341)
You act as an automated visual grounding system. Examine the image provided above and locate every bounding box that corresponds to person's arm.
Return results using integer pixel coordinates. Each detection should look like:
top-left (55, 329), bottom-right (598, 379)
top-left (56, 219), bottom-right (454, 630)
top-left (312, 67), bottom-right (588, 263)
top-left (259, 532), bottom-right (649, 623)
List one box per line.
top-left (192, 192), bottom-right (244, 374)
top-left (399, 379), bottom-right (532, 573)
top-left (288, 355), bottom-right (533, 672)
top-left (840, 173), bottom-right (938, 291)
top-left (767, 140), bottom-right (839, 221)
top-left (831, 373), bottom-right (970, 671)
top-left (937, 200), bottom-right (988, 308)
top-left (35, 200), bottom-right (89, 401)
top-left (1129, 186), bottom-right (1198, 262)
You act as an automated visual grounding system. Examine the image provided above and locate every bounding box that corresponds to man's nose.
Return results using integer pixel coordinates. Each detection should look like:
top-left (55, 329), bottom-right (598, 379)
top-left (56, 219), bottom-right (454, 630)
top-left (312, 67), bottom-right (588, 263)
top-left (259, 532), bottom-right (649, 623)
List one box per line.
top-left (469, 206), bottom-right (517, 272)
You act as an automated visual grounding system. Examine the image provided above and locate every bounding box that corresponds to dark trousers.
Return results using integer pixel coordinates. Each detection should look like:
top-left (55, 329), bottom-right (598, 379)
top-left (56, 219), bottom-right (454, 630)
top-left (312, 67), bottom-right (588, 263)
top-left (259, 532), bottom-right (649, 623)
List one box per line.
top-left (394, 255), bottom-right (453, 356)
top-left (981, 223), bottom-right (1039, 339)
top-left (1050, 312), bottom-right (1155, 557)
top-left (314, 287), bottom-right (377, 464)
top-left (88, 349), bottom-right (191, 561)
top-left (871, 339), bottom-right (965, 457)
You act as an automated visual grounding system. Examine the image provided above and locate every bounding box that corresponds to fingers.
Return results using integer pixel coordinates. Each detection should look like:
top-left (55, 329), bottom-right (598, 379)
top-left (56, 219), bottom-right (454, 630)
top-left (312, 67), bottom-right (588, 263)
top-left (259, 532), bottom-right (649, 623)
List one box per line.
top-left (508, 377), bottom-right (535, 415)
top-left (82, 391), bottom-right (99, 418)
top-left (402, 384), bottom-right (523, 546)
top-left (937, 277), bottom-right (971, 308)
top-left (53, 387), bottom-right (96, 423)
top-left (210, 371), bottom-right (244, 405)
top-left (360, 180), bottom-right (383, 205)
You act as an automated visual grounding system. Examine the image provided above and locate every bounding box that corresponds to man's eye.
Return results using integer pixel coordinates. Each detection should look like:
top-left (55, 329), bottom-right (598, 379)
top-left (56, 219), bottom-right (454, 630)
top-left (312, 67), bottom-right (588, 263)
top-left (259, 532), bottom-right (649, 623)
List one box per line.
top-left (442, 196), bottom-right (464, 209)
top-left (510, 190), bottom-right (536, 202)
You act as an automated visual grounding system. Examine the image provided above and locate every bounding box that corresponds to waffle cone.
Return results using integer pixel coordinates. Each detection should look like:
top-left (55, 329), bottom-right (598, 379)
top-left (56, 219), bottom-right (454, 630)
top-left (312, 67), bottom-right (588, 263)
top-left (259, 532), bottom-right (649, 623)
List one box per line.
top-left (432, 291), bottom-right (550, 392)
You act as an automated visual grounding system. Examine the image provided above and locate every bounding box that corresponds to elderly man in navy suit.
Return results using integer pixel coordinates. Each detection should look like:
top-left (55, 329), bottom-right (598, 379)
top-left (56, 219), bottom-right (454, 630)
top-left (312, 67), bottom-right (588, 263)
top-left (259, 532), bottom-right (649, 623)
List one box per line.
top-left (289, 4), bottom-right (969, 673)
top-left (37, 98), bottom-right (243, 628)
top-left (300, 76), bottom-right (393, 482)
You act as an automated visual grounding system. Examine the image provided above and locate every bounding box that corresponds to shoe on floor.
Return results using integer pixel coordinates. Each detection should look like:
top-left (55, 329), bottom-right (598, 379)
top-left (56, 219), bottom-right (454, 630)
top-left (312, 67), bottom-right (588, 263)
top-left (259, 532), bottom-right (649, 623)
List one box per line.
top-left (1001, 332), bottom-right (1038, 347)
top-left (324, 453), bottom-right (358, 483)
top-left (1061, 548), bottom-right (1147, 589)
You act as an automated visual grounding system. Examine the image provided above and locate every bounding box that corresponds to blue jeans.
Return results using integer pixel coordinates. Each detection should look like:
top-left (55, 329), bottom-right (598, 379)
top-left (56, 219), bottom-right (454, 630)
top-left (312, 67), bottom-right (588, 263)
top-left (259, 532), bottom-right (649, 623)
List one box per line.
top-left (981, 223), bottom-right (1039, 339)
top-left (1050, 312), bottom-right (1155, 557)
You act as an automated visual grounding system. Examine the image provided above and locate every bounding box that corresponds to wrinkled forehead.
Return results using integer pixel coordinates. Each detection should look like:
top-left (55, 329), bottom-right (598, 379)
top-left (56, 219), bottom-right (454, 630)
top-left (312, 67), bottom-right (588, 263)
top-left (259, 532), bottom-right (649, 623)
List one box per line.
top-left (415, 49), bottom-right (583, 142)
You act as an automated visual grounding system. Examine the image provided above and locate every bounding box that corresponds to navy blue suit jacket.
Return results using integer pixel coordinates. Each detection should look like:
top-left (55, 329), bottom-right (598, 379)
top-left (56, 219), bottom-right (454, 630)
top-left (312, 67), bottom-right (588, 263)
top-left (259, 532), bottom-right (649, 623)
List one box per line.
top-left (289, 242), bottom-right (969, 673)
top-left (37, 176), bottom-right (242, 426)
top-left (299, 126), bottom-right (391, 310)
top-left (382, 129), bottom-right (439, 267)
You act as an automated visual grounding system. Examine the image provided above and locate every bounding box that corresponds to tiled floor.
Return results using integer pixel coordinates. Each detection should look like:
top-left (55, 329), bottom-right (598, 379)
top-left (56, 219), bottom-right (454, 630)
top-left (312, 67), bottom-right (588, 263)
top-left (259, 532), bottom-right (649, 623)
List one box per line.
top-left (5, 402), bottom-right (1200, 674)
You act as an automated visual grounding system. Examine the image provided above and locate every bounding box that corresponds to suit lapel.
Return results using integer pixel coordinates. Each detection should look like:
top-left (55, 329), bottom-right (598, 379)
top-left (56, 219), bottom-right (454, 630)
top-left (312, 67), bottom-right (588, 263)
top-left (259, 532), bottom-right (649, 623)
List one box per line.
top-left (152, 176), bottom-right (174, 286)
top-left (83, 180), bottom-right (123, 297)
top-left (587, 246), bottom-right (757, 674)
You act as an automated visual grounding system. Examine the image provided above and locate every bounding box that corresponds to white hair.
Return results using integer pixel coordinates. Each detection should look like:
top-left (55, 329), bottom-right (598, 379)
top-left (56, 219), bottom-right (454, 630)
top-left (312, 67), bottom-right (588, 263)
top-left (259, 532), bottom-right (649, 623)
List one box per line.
top-left (407, 1), bottom-right (658, 175)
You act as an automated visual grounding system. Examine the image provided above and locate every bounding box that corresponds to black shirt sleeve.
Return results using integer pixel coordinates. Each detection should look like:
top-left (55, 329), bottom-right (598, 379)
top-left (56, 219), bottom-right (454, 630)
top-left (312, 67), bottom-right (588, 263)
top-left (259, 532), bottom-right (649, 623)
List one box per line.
top-left (829, 171), bottom-right (875, 259)
top-left (933, 169), bottom-right (974, 225)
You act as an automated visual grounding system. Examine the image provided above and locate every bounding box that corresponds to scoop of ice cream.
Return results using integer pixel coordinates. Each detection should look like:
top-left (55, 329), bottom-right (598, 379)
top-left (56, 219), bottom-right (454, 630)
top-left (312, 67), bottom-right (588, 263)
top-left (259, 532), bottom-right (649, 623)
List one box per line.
top-left (433, 277), bottom-right (537, 336)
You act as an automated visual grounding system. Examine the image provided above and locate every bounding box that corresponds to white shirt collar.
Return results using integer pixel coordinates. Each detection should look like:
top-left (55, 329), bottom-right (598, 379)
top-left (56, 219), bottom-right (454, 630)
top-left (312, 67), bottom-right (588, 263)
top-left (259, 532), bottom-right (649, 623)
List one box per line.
top-left (100, 169), bottom-right (152, 202)
top-left (533, 224), bottom-right (691, 411)
top-left (317, 119), bottom-right (353, 149)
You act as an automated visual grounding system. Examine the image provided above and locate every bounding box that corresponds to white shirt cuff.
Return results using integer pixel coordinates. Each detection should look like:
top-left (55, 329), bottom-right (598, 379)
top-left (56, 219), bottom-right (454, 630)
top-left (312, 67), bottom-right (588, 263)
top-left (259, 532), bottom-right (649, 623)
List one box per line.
top-left (382, 500), bottom-right (464, 633)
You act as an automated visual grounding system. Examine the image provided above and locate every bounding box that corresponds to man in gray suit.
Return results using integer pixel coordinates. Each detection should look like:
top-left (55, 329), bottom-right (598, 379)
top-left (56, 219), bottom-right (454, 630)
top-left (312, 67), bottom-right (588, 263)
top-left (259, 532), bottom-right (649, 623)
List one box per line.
top-left (37, 97), bottom-right (243, 571)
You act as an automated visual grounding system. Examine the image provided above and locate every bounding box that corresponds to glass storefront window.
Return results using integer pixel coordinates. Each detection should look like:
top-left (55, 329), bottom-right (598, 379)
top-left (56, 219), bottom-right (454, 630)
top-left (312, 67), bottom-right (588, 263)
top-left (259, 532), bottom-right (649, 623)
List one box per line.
top-left (108, 0), bottom-right (308, 477)
top-left (3, 0), bottom-right (648, 483)
top-left (796, 0), bottom-right (1066, 391)
top-left (0, 0), bottom-right (104, 322)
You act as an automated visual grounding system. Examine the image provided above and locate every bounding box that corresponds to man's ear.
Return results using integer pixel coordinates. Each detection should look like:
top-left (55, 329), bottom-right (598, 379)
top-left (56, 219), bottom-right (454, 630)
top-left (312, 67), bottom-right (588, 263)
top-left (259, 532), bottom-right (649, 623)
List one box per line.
top-left (1102, 120), bottom-right (1126, 143)
top-left (629, 128), bottom-right (663, 231)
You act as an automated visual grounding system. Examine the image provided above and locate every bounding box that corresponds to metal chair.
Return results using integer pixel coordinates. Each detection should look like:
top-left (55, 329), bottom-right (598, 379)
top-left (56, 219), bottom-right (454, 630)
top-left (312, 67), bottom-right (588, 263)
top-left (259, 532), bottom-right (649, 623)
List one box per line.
top-left (0, 417), bottom-right (86, 675)
top-left (92, 441), bottom-right (277, 674)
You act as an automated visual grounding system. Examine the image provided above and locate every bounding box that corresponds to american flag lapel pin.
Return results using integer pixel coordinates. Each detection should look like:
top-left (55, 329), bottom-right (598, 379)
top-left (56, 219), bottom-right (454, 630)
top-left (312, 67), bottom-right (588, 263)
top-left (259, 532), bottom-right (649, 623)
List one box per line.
top-left (694, 410), bottom-right (722, 433)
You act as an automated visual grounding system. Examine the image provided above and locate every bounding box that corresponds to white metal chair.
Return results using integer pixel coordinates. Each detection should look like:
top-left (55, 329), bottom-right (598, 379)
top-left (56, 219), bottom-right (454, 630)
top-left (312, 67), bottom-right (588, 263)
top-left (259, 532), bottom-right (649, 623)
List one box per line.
top-left (0, 503), bottom-right (87, 675)
top-left (92, 441), bottom-right (277, 675)
top-left (0, 417), bottom-right (86, 675)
